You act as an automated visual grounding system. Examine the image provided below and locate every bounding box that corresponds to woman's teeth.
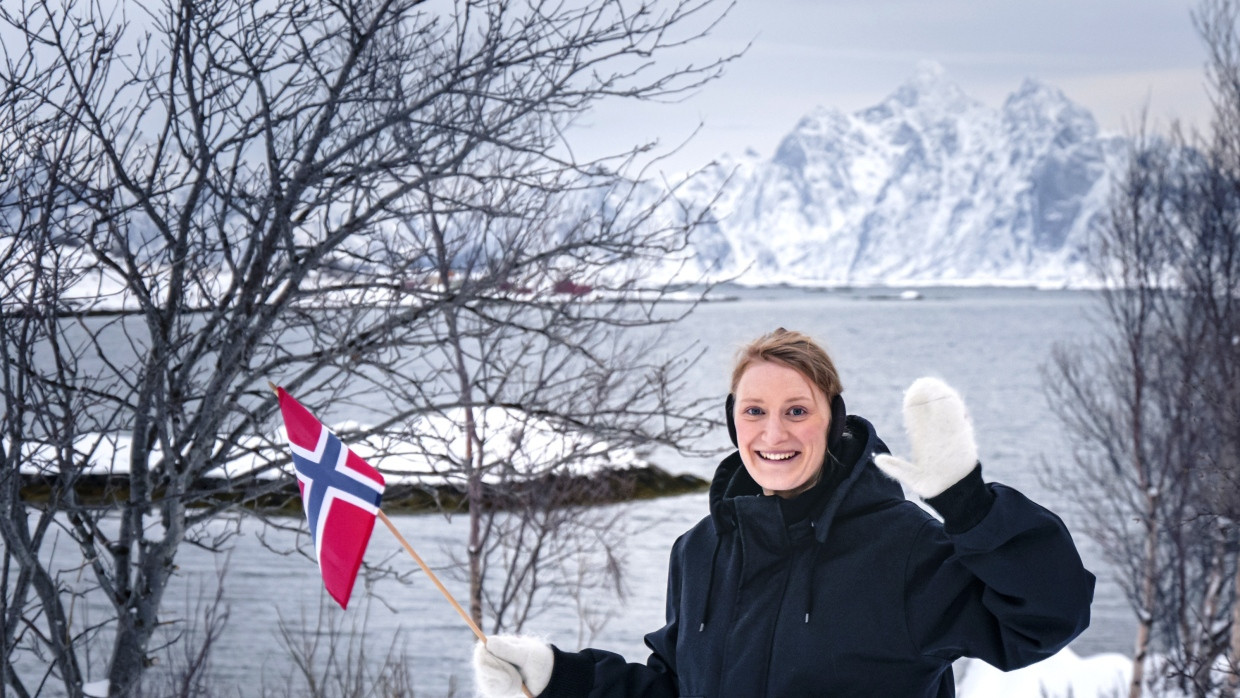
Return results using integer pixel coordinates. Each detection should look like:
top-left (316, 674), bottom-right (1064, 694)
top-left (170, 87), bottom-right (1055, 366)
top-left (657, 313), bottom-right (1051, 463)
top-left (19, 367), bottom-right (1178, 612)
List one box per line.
top-left (758, 451), bottom-right (797, 461)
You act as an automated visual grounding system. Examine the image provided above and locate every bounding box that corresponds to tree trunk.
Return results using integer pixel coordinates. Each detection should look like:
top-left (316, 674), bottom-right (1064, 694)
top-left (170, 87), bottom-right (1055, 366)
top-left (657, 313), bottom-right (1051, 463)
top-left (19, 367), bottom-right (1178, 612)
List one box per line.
top-left (1130, 517), bottom-right (1157, 698)
top-left (467, 409), bottom-right (484, 628)
top-left (1227, 562), bottom-right (1240, 694)
top-left (107, 511), bottom-right (182, 696)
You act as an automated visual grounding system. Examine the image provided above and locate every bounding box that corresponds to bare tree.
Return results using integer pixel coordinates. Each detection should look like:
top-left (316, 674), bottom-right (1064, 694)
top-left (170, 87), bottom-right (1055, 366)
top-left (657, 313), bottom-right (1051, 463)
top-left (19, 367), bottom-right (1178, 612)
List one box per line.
top-left (1159, 5), bottom-right (1240, 691)
top-left (1047, 2), bottom-right (1240, 696)
top-left (0, 0), bottom-right (731, 694)
top-left (1045, 123), bottom-right (1182, 698)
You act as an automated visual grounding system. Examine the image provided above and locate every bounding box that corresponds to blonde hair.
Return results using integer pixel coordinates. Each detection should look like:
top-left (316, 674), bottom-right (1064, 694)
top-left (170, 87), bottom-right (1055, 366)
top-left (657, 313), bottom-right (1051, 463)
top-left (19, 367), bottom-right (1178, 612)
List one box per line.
top-left (730, 328), bottom-right (843, 400)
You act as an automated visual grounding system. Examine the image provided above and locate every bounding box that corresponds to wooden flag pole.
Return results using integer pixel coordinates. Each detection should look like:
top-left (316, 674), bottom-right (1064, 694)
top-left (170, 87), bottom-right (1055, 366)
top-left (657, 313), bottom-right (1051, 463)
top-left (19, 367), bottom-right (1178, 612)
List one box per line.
top-left (270, 382), bottom-right (532, 697)
top-left (376, 510), bottom-right (535, 698)
top-left (376, 510), bottom-right (486, 641)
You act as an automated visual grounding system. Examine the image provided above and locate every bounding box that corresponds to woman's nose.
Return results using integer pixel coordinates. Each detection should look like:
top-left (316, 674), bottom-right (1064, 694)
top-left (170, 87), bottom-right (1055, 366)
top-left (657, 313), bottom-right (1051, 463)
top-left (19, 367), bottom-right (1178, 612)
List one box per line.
top-left (763, 416), bottom-right (787, 440)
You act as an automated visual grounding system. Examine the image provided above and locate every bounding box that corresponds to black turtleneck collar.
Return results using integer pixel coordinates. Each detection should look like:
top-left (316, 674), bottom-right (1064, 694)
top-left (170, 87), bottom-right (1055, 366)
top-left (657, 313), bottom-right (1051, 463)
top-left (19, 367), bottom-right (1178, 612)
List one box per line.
top-left (776, 459), bottom-right (846, 524)
top-left (775, 416), bottom-right (872, 523)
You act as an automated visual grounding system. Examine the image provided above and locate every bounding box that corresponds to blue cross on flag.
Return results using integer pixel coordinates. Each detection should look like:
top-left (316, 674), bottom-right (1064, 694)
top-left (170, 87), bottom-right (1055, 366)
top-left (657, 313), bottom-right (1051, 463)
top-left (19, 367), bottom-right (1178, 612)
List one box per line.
top-left (275, 386), bottom-right (386, 609)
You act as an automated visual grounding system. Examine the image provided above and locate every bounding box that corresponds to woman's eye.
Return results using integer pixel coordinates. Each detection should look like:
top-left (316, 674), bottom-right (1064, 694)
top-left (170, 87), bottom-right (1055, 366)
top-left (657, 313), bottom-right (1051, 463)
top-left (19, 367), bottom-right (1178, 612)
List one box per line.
top-left (788, 407), bottom-right (808, 417)
top-left (743, 407), bottom-right (764, 416)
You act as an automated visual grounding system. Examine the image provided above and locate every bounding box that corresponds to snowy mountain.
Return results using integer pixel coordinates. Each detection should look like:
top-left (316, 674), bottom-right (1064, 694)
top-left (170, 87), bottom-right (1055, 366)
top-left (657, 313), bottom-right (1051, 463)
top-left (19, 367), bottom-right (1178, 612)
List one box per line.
top-left (670, 62), bottom-right (1125, 287)
top-left (4, 63), bottom-right (1125, 296)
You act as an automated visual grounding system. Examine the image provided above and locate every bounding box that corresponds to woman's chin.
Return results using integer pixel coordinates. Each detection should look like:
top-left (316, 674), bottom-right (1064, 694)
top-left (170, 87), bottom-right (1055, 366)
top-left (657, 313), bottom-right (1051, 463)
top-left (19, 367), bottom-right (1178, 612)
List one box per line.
top-left (755, 474), bottom-right (816, 498)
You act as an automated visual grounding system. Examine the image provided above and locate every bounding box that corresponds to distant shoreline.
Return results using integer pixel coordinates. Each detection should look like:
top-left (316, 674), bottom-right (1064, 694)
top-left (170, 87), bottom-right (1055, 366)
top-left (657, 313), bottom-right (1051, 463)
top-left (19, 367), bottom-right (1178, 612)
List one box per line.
top-left (4, 282), bottom-right (1101, 319)
top-left (18, 464), bottom-right (710, 516)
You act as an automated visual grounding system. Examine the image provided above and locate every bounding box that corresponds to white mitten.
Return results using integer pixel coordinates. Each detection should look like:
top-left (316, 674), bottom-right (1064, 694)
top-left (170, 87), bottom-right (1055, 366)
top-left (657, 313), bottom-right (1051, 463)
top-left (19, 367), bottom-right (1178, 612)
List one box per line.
top-left (874, 377), bottom-right (979, 498)
top-left (473, 635), bottom-right (554, 697)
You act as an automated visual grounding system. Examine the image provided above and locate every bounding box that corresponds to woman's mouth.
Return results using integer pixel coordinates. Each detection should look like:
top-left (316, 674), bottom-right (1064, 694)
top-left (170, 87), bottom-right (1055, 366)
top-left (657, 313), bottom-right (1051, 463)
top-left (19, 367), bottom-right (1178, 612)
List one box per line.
top-left (757, 450), bottom-right (800, 462)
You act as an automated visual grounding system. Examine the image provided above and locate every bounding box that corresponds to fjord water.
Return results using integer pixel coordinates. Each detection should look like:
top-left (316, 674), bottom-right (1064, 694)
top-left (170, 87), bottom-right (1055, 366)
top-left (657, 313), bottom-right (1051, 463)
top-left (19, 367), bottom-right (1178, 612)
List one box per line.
top-left (59, 286), bottom-right (1132, 694)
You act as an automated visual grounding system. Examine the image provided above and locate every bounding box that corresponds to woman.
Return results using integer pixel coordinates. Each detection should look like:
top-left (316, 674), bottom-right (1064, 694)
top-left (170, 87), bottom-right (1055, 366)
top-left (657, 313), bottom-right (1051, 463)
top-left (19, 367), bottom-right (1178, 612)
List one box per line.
top-left (473, 328), bottom-right (1094, 697)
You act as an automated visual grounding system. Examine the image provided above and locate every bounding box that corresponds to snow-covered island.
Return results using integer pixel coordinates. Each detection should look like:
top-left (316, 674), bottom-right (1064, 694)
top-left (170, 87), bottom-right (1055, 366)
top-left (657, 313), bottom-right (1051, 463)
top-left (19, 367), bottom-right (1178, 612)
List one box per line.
top-left (14, 406), bottom-right (708, 514)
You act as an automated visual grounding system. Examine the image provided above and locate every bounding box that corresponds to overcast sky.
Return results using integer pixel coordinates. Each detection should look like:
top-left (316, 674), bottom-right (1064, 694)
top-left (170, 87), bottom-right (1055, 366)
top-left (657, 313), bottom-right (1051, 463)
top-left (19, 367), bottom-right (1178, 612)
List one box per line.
top-left (3, 0), bottom-right (1213, 177)
top-left (577, 0), bottom-right (1214, 175)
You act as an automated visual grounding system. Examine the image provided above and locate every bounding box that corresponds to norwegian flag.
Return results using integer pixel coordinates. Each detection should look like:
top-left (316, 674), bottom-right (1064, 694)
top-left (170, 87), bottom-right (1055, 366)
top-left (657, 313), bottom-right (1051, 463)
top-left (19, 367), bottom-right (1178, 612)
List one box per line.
top-left (274, 386), bottom-right (386, 609)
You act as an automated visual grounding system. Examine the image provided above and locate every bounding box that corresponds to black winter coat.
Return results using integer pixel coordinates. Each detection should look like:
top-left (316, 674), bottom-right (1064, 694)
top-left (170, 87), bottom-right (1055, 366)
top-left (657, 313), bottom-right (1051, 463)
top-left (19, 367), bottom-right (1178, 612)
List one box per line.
top-left (542, 415), bottom-right (1095, 697)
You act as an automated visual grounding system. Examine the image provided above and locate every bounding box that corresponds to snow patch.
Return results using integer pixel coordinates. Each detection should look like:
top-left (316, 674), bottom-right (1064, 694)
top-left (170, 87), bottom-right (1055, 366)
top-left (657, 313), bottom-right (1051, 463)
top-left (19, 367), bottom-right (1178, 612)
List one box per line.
top-left (12, 406), bottom-right (648, 488)
top-left (957, 648), bottom-right (1130, 697)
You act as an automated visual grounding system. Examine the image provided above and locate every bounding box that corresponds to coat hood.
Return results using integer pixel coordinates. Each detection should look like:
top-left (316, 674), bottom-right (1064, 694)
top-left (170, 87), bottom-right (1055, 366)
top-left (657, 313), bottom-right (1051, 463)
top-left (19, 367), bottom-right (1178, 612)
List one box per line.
top-left (695, 414), bottom-right (903, 639)
top-left (708, 414), bottom-right (900, 541)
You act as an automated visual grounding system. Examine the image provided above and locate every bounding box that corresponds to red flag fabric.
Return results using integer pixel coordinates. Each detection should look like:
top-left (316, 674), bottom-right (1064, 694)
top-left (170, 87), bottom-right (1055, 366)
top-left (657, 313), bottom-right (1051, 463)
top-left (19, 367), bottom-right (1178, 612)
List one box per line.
top-left (275, 387), bottom-right (386, 608)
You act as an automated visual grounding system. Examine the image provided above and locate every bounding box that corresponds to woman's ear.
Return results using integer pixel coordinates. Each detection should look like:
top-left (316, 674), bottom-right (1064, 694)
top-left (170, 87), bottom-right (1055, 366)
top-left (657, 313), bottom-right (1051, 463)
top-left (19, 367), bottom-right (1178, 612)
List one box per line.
top-left (827, 394), bottom-right (847, 454)
top-left (725, 393), bottom-right (738, 447)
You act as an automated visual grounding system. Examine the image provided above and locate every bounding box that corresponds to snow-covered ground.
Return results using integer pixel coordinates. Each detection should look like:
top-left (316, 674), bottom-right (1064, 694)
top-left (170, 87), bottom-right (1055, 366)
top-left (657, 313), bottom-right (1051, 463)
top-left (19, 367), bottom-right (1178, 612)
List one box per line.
top-left (76, 649), bottom-right (1142, 697)
top-left (957, 649), bottom-right (1131, 697)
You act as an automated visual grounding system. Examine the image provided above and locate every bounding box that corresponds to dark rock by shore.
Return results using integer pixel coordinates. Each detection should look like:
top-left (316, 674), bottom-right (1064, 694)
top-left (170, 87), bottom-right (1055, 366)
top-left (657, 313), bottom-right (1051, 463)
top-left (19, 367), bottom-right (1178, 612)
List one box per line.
top-left (19, 464), bottom-right (709, 516)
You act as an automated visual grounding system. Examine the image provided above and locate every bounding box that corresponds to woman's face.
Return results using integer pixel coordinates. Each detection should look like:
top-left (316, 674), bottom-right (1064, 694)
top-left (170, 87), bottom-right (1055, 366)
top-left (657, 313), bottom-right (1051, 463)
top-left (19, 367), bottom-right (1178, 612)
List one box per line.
top-left (733, 360), bottom-right (831, 498)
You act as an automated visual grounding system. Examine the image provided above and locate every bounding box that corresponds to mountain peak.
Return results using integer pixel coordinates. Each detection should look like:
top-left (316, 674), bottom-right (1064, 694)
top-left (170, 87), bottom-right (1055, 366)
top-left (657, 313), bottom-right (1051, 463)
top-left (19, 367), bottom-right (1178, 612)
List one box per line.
top-left (913, 59), bottom-right (947, 83)
top-left (1010, 77), bottom-right (1071, 106)
top-left (1003, 77), bottom-right (1098, 139)
top-left (881, 61), bottom-right (976, 115)
top-left (790, 105), bottom-right (851, 134)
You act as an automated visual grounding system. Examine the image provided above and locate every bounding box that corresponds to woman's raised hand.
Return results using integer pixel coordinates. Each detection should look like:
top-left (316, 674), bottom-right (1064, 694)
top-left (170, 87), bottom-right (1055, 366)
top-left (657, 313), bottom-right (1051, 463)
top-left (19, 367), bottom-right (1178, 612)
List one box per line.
top-left (874, 377), bottom-right (979, 499)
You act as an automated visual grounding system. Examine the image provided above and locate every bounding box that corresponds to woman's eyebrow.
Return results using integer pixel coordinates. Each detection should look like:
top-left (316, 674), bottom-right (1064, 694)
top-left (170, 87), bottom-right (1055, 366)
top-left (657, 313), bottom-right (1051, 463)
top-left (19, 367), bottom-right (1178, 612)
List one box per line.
top-left (738, 394), bottom-right (815, 404)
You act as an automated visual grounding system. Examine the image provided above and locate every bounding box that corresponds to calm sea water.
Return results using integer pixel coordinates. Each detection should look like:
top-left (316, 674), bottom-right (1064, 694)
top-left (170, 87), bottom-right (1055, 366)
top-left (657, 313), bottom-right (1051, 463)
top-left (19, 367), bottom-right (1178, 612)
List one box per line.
top-left (33, 286), bottom-right (1135, 695)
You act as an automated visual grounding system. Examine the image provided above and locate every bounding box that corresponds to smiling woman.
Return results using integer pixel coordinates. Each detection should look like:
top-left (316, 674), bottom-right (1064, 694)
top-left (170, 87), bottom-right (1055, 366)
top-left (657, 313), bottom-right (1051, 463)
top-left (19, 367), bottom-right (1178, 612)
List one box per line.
top-left (729, 330), bottom-right (842, 498)
top-left (472, 327), bottom-right (1097, 697)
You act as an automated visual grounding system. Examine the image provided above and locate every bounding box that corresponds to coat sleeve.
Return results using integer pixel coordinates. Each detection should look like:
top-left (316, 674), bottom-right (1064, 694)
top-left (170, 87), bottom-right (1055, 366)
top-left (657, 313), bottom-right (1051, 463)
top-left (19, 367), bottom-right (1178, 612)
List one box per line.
top-left (538, 538), bottom-right (685, 698)
top-left (904, 483), bottom-right (1095, 670)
